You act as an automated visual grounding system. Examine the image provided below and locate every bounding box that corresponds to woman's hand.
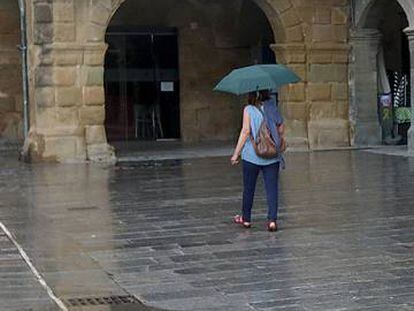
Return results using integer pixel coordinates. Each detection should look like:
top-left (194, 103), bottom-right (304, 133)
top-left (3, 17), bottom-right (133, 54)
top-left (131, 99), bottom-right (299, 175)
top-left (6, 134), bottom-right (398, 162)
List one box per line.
top-left (231, 107), bottom-right (250, 166)
top-left (230, 154), bottom-right (240, 165)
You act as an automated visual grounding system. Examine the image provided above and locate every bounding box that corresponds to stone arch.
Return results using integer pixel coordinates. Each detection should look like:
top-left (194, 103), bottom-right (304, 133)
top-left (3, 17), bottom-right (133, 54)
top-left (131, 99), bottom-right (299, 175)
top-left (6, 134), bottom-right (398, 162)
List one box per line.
top-left (356, 0), bottom-right (414, 29)
top-left (350, 0), bottom-right (412, 146)
top-left (100, 0), bottom-right (297, 144)
top-left (86, 0), bottom-right (304, 45)
top-left (240, 0), bottom-right (304, 43)
top-left (79, 0), bottom-right (307, 158)
top-left (396, 0), bottom-right (414, 28)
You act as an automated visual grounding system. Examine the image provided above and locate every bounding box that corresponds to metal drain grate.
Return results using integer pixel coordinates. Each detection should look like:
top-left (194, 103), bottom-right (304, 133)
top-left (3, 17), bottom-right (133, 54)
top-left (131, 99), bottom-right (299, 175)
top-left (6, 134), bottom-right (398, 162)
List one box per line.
top-left (64, 295), bottom-right (140, 307)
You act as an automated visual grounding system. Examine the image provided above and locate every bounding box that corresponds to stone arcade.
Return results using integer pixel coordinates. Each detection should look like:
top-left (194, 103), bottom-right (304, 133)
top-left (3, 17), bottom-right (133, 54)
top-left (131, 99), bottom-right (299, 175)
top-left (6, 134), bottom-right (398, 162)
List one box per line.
top-left (0, 0), bottom-right (413, 162)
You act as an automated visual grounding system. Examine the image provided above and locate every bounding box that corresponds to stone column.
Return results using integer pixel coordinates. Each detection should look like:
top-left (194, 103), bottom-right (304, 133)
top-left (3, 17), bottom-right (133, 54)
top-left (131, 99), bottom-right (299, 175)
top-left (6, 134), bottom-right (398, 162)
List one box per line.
top-left (25, 0), bottom-right (115, 163)
top-left (273, 42), bottom-right (351, 150)
top-left (28, 43), bottom-right (115, 163)
top-left (349, 28), bottom-right (382, 146)
top-left (272, 43), bottom-right (308, 150)
top-left (80, 43), bottom-right (116, 163)
top-left (307, 43), bottom-right (350, 150)
top-left (404, 28), bottom-right (414, 154)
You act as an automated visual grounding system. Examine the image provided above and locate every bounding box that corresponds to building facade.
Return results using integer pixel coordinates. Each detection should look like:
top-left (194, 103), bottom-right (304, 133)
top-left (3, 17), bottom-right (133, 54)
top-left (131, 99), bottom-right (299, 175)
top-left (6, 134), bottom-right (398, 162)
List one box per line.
top-left (0, 0), bottom-right (413, 162)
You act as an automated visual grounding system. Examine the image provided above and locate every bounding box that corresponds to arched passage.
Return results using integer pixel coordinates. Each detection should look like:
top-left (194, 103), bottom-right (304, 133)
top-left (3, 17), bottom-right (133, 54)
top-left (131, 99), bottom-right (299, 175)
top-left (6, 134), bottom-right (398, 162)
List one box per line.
top-left (356, 0), bottom-right (414, 29)
top-left (99, 0), bottom-right (292, 44)
top-left (103, 0), bottom-right (278, 147)
top-left (77, 0), bottom-right (306, 161)
top-left (0, 1), bottom-right (22, 150)
top-left (351, 0), bottom-right (411, 146)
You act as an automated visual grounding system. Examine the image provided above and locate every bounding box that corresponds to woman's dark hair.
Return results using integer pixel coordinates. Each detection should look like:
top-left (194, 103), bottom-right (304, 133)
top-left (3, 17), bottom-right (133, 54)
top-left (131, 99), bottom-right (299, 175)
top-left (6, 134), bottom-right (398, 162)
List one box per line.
top-left (247, 90), bottom-right (271, 107)
top-left (248, 92), bottom-right (257, 105)
top-left (259, 90), bottom-right (271, 101)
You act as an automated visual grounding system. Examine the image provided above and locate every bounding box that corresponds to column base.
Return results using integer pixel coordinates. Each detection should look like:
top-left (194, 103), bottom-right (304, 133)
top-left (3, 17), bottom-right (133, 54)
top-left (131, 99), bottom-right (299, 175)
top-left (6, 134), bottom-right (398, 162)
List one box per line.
top-left (86, 143), bottom-right (116, 163)
top-left (354, 120), bottom-right (382, 146)
top-left (23, 129), bottom-right (87, 163)
top-left (308, 119), bottom-right (350, 150)
top-left (23, 131), bottom-right (117, 163)
top-left (408, 125), bottom-right (414, 154)
top-left (85, 125), bottom-right (116, 163)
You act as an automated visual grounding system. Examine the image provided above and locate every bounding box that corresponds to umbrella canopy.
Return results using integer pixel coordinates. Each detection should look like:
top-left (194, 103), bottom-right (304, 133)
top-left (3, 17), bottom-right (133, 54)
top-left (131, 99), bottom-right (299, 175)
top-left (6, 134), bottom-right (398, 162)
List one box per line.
top-left (213, 64), bottom-right (300, 95)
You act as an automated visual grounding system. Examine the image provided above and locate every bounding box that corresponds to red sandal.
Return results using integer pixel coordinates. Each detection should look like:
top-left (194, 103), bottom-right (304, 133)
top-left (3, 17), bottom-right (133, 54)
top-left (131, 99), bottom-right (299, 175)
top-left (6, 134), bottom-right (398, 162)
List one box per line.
top-left (267, 221), bottom-right (278, 232)
top-left (233, 215), bottom-right (251, 228)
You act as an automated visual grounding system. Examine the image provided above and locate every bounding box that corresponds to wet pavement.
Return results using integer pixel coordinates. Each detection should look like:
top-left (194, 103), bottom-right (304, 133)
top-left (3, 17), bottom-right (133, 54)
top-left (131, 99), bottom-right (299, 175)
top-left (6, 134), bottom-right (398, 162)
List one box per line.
top-left (0, 150), bottom-right (413, 310)
top-left (113, 141), bottom-right (234, 162)
top-left (0, 228), bottom-right (57, 310)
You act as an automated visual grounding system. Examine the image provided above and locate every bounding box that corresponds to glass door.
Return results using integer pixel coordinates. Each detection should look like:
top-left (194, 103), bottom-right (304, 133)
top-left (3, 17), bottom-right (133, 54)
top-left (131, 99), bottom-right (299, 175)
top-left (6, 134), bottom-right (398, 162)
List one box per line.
top-left (105, 27), bottom-right (180, 143)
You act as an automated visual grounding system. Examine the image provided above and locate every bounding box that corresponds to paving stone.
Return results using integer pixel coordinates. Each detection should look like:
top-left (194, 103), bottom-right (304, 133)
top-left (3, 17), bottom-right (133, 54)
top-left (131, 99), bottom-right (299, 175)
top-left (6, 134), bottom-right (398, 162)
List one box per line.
top-left (0, 228), bottom-right (58, 310)
top-left (0, 150), bottom-right (413, 310)
top-left (142, 288), bottom-right (222, 302)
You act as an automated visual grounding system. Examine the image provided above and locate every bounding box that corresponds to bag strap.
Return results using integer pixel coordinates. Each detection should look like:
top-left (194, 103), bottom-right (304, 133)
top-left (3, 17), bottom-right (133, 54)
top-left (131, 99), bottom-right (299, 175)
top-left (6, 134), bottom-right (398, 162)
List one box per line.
top-left (252, 105), bottom-right (265, 118)
top-left (253, 104), bottom-right (276, 131)
top-left (248, 105), bottom-right (260, 142)
top-left (249, 105), bottom-right (265, 145)
top-left (249, 104), bottom-right (275, 141)
top-left (253, 104), bottom-right (274, 127)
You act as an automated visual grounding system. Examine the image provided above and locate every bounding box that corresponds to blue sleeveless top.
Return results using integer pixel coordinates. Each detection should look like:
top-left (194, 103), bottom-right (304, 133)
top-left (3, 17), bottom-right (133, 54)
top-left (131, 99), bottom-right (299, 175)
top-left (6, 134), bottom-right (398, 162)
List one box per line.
top-left (241, 100), bottom-right (284, 166)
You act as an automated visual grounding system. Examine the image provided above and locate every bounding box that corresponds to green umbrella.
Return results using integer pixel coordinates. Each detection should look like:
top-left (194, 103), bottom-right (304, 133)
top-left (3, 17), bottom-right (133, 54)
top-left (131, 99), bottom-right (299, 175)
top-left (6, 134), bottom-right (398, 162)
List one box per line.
top-left (213, 64), bottom-right (300, 95)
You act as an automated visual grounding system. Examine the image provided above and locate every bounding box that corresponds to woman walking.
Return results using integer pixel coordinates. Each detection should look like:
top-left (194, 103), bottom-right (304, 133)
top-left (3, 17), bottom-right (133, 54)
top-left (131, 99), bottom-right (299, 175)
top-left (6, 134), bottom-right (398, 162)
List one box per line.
top-left (231, 90), bottom-right (285, 231)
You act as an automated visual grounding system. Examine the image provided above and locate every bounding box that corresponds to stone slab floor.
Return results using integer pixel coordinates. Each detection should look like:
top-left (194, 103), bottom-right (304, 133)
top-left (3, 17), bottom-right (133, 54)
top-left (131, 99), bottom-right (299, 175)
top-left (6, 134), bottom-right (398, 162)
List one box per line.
top-left (0, 150), bottom-right (413, 310)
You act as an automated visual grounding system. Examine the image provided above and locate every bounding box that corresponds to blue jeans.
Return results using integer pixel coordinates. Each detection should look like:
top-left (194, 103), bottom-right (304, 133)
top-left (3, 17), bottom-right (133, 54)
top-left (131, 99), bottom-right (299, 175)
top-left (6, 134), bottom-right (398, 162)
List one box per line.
top-left (242, 160), bottom-right (280, 222)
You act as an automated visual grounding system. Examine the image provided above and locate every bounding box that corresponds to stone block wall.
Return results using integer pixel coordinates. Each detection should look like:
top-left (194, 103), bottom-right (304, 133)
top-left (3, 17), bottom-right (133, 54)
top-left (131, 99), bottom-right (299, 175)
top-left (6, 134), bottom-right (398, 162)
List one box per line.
top-left (307, 44), bottom-right (350, 149)
top-left (176, 9), bottom-right (252, 142)
top-left (179, 26), bottom-right (249, 142)
top-left (274, 44), bottom-right (308, 148)
top-left (274, 0), bottom-right (351, 150)
top-left (0, 1), bottom-right (23, 146)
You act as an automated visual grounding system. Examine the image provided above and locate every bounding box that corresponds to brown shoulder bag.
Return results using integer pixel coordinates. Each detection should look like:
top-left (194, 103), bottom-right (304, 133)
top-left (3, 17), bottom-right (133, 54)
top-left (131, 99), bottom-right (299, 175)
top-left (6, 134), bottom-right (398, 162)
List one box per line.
top-left (249, 107), bottom-right (286, 159)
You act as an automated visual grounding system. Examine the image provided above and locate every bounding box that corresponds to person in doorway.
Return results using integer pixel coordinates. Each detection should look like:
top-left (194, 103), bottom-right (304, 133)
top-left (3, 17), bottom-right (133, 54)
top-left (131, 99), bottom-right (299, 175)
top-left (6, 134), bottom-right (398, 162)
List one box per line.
top-left (231, 90), bottom-right (285, 232)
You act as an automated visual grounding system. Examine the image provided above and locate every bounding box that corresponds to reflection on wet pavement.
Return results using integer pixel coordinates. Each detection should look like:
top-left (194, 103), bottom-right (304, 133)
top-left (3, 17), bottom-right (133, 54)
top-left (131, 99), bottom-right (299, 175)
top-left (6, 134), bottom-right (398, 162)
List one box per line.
top-left (0, 228), bottom-right (58, 310)
top-left (0, 151), bottom-right (413, 310)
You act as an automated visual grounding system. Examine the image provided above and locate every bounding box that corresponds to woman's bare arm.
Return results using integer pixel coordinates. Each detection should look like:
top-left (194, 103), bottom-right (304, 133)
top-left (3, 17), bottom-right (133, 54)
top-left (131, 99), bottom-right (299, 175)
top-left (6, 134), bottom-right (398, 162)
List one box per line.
top-left (231, 107), bottom-right (251, 165)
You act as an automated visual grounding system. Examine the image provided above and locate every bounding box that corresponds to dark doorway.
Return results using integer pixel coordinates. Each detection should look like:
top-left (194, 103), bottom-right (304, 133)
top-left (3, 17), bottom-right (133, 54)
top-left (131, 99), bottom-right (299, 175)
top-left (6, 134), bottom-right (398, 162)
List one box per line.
top-left (105, 26), bottom-right (180, 142)
top-left (0, 1), bottom-right (23, 151)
